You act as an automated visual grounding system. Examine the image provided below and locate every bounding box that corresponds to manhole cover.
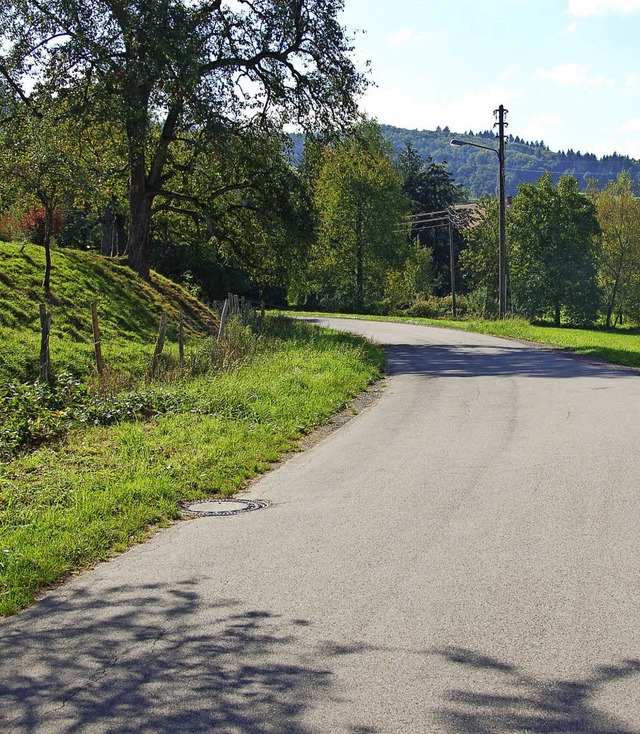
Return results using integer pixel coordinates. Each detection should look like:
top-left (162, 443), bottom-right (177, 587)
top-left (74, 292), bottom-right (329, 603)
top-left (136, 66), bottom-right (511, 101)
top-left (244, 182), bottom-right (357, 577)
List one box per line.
top-left (183, 498), bottom-right (268, 517)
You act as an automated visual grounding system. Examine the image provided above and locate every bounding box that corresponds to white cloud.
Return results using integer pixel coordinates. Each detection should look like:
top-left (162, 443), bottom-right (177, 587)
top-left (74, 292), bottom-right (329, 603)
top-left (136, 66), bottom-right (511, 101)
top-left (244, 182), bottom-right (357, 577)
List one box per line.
top-left (566, 21), bottom-right (579, 33)
top-left (534, 63), bottom-right (607, 87)
top-left (621, 118), bottom-right (640, 132)
top-left (385, 28), bottom-right (427, 45)
top-left (568, 0), bottom-right (640, 17)
top-left (355, 85), bottom-right (523, 135)
top-left (520, 113), bottom-right (564, 144)
top-left (498, 64), bottom-right (519, 81)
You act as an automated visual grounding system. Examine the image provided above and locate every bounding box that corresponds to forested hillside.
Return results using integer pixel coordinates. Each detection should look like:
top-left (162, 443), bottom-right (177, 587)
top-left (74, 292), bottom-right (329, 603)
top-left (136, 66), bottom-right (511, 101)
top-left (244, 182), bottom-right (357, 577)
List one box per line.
top-left (380, 124), bottom-right (640, 198)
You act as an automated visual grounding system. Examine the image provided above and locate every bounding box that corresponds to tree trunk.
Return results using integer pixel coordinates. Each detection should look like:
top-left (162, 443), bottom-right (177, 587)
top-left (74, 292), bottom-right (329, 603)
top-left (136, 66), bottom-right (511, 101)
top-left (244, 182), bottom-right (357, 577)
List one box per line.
top-left (606, 273), bottom-right (621, 329)
top-left (125, 98), bottom-right (182, 280)
top-left (101, 204), bottom-right (115, 256)
top-left (42, 204), bottom-right (53, 296)
top-left (554, 301), bottom-right (561, 327)
top-left (102, 200), bottom-right (127, 257)
top-left (127, 162), bottom-right (153, 280)
top-left (605, 301), bottom-right (613, 329)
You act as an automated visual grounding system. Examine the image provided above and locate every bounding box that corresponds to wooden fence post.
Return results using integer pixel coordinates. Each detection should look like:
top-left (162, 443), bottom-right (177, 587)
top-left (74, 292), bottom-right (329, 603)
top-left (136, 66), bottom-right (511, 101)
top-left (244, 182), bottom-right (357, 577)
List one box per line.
top-left (217, 299), bottom-right (229, 342)
top-left (178, 312), bottom-right (185, 368)
top-left (91, 301), bottom-right (104, 377)
top-left (39, 304), bottom-right (51, 382)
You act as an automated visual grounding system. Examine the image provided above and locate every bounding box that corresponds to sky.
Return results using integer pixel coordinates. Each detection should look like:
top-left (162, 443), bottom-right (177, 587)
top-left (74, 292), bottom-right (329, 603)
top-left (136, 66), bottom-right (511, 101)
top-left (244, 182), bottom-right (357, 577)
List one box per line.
top-left (338, 0), bottom-right (640, 159)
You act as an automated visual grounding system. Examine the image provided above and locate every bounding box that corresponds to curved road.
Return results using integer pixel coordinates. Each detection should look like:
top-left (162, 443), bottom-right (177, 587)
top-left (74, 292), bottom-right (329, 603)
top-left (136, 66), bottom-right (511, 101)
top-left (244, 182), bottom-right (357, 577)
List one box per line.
top-left (2, 319), bottom-right (640, 733)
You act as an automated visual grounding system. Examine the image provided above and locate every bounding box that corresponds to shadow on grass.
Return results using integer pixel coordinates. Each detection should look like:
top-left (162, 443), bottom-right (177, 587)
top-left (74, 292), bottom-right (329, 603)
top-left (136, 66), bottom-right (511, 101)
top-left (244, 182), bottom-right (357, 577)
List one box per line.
top-left (0, 580), bottom-right (332, 733)
top-left (434, 646), bottom-right (640, 734)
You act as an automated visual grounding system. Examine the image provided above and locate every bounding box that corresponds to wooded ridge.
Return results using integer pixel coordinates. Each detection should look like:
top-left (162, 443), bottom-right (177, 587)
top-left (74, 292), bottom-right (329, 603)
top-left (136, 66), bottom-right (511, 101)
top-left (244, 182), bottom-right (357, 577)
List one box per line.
top-left (293, 125), bottom-right (640, 198)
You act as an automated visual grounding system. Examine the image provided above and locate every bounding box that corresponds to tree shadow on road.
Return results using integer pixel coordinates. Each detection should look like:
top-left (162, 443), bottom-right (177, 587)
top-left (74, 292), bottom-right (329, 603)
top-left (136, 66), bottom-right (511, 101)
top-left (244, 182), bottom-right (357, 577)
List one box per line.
top-left (300, 318), bottom-right (637, 380)
top-left (433, 646), bottom-right (640, 734)
top-left (386, 343), bottom-right (634, 380)
top-left (0, 580), bottom-right (332, 733)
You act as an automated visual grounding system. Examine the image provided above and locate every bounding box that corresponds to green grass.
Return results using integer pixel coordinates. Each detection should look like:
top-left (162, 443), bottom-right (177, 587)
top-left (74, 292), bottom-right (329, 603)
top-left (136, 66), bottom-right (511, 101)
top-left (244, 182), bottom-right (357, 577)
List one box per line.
top-left (0, 319), bottom-right (383, 616)
top-left (0, 241), bottom-right (216, 383)
top-left (285, 310), bottom-right (640, 370)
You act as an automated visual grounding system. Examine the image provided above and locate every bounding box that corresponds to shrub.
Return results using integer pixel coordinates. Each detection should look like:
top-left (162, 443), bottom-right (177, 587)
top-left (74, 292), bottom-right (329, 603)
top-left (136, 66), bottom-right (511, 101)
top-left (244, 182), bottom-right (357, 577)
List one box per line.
top-left (404, 295), bottom-right (468, 319)
top-left (22, 206), bottom-right (65, 246)
top-left (0, 216), bottom-right (22, 243)
top-left (465, 287), bottom-right (498, 319)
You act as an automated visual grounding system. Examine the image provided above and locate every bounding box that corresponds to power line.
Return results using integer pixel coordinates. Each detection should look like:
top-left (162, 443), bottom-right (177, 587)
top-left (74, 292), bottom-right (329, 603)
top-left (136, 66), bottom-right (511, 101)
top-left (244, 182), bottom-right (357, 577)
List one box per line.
top-left (506, 166), bottom-right (630, 176)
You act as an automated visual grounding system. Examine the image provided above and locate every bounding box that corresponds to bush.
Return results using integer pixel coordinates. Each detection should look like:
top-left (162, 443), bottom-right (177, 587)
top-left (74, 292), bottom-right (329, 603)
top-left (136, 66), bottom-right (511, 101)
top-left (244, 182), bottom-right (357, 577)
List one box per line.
top-left (0, 216), bottom-right (22, 243)
top-left (465, 287), bottom-right (498, 319)
top-left (22, 206), bottom-right (65, 246)
top-left (404, 295), bottom-right (468, 319)
top-left (0, 374), bottom-right (80, 458)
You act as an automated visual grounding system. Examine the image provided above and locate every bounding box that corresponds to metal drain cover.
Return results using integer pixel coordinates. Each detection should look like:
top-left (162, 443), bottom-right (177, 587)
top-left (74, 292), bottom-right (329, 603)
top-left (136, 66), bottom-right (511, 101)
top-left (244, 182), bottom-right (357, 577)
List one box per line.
top-left (183, 498), bottom-right (268, 517)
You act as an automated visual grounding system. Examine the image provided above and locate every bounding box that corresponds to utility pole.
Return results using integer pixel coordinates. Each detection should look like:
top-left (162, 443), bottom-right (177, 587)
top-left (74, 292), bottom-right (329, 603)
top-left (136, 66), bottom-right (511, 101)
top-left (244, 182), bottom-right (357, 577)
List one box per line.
top-left (494, 104), bottom-right (508, 319)
top-left (448, 213), bottom-right (457, 318)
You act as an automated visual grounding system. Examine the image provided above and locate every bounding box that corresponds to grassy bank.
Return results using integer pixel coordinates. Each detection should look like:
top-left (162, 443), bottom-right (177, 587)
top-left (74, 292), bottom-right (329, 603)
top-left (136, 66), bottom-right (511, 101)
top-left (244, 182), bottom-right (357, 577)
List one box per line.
top-left (287, 311), bottom-right (640, 370)
top-left (0, 318), bottom-right (383, 616)
top-left (0, 241), bottom-right (215, 384)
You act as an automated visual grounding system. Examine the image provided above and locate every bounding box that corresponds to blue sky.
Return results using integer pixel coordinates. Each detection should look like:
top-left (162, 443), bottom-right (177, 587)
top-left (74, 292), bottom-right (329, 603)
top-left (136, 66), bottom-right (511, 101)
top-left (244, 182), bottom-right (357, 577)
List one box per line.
top-left (339, 0), bottom-right (640, 159)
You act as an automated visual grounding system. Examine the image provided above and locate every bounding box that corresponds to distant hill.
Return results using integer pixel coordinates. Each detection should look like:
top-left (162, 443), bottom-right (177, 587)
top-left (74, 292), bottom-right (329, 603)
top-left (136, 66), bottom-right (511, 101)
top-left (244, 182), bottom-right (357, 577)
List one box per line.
top-left (290, 126), bottom-right (640, 199)
top-left (380, 124), bottom-right (640, 198)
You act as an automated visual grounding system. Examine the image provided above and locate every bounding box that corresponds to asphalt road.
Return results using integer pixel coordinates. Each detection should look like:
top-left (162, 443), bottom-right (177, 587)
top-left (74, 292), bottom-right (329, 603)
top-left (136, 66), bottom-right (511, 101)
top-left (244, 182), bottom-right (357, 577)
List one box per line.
top-left (2, 318), bottom-right (640, 733)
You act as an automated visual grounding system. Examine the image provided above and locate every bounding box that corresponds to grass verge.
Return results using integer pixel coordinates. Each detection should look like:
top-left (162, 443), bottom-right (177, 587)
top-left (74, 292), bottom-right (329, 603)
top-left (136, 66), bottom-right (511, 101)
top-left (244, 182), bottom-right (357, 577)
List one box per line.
top-left (287, 311), bottom-right (640, 370)
top-left (0, 319), bottom-right (384, 616)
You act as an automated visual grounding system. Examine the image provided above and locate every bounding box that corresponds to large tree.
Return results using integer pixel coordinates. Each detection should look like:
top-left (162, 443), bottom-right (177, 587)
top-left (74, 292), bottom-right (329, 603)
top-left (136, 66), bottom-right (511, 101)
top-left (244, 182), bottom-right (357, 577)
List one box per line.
top-left (0, 0), bottom-right (365, 279)
top-left (396, 142), bottom-right (466, 294)
top-left (303, 119), bottom-right (410, 312)
top-left (509, 173), bottom-right (601, 325)
top-left (458, 197), bottom-right (500, 314)
top-left (589, 173), bottom-right (640, 327)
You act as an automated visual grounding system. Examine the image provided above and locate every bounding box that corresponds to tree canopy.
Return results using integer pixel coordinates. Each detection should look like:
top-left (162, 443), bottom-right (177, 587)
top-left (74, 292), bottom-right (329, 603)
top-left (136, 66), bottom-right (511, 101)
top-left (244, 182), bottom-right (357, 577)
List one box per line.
top-left (0, 0), bottom-right (366, 279)
top-left (508, 174), bottom-right (601, 325)
top-left (588, 173), bottom-right (640, 327)
top-left (295, 119), bottom-right (410, 312)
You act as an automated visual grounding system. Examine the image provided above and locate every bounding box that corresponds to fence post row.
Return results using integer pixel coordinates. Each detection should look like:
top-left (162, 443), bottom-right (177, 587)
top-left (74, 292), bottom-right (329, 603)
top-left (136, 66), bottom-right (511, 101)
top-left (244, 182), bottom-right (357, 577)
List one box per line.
top-left (217, 293), bottom-right (254, 341)
top-left (35, 299), bottom-right (231, 381)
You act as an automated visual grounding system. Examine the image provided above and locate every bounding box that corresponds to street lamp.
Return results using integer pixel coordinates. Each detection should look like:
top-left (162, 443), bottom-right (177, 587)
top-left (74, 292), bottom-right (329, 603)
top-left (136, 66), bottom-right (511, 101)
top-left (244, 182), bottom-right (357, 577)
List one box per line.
top-left (450, 105), bottom-right (508, 318)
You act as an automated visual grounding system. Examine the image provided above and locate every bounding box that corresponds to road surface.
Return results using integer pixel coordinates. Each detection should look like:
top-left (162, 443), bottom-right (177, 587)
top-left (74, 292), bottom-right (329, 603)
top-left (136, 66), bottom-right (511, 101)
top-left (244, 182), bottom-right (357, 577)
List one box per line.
top-left (2, 318), bottom-right (640, 733)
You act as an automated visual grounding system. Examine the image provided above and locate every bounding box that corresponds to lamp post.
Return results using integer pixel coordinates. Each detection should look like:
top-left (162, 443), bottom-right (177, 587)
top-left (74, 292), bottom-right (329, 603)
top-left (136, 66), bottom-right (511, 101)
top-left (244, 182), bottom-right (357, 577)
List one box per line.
top-left (451, 105), bottom-right (508, 318)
